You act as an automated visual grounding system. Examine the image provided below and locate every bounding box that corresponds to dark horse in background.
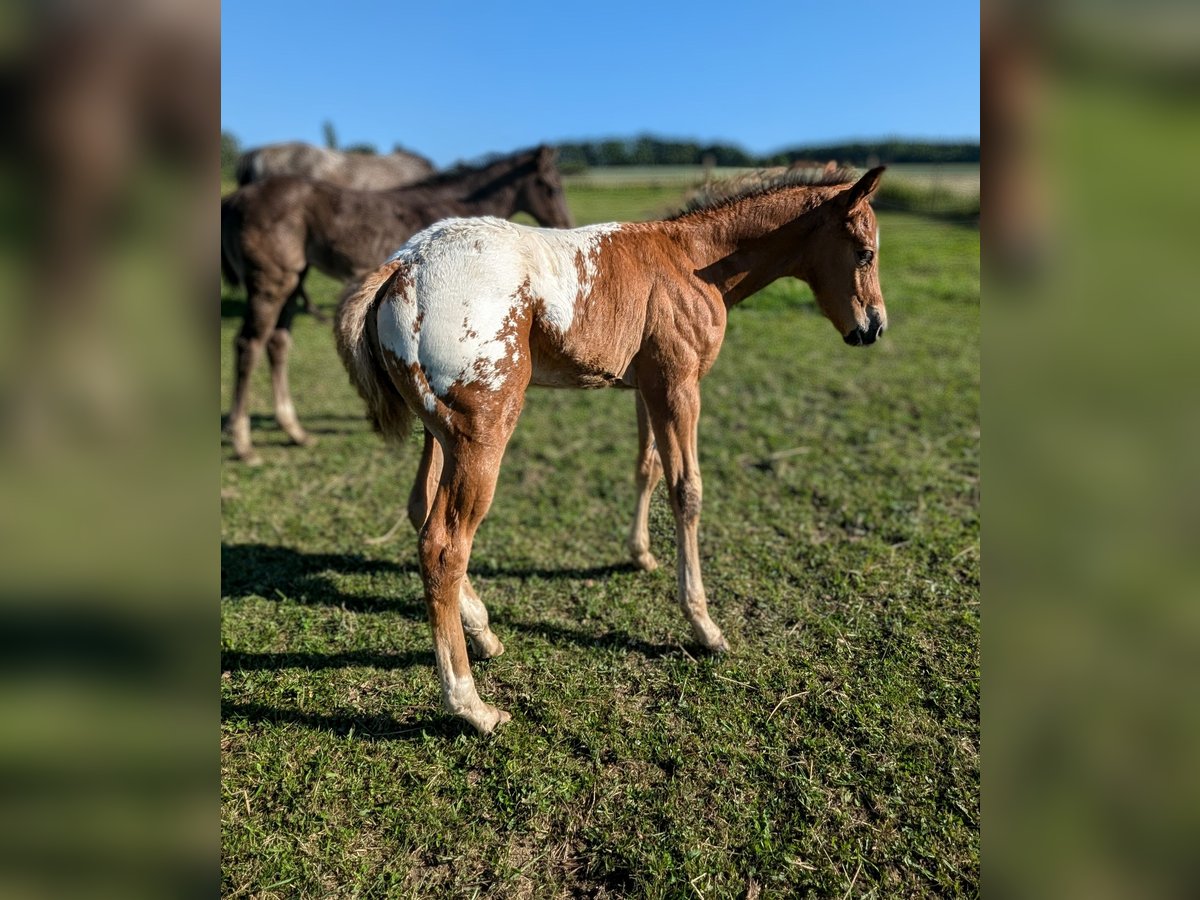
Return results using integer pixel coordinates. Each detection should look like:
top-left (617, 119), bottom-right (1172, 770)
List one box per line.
top-left (235, 141), bottom-right (435, 190)
top-left (220, 145), bottom-right (574, 464)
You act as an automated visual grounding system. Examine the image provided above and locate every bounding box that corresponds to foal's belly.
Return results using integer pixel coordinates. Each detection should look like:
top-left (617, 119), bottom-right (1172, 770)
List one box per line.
top-left (528, 330), bottom-right (637, 390)
top-left (529, 364), bottom-right (634, 390)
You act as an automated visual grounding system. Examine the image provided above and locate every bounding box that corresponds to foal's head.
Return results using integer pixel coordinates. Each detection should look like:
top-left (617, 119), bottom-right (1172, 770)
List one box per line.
top-left (515, 145), bottom-right (574, 229)
top-left (805, 167), bottom-right (888, 346)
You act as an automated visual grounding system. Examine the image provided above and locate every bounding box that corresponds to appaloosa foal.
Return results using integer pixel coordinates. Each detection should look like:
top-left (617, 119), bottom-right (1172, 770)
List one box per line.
top-left (337, 166), bottom-right (887, 733)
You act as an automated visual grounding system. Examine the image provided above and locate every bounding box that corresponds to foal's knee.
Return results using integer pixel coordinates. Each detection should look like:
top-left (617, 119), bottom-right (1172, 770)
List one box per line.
top-left (638, 448), bottom-right (662, 482)
top-left (266, 329), bottom-right (291, 358)
top-left (234, 332), bottom-right (257, 359)
top-left (418, 522), bottom-right (466, 590)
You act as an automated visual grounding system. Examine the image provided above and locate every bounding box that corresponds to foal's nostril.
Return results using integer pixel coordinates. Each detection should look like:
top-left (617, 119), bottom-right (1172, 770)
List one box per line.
top-left (860, 308), bottom-right (885, 344)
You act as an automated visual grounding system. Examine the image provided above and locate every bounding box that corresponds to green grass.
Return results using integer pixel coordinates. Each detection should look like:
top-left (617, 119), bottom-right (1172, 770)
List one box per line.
top-left (221, 185), bottom-right (979, 897)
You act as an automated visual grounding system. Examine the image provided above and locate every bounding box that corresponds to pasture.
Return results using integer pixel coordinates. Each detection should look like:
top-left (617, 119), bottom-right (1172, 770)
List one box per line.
top-left (221, 174), bottom-right (979, 897)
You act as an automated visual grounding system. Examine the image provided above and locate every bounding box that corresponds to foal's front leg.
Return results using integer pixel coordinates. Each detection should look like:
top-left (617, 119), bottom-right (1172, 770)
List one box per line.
top-left (628, 392), bottom-right (664, 572)
top-left (642, 381), bottom-right (729, 652)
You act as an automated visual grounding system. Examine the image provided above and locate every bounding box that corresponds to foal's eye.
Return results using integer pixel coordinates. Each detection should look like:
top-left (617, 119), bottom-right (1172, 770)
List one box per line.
top-left (856, 249), bottom-right (875, 267)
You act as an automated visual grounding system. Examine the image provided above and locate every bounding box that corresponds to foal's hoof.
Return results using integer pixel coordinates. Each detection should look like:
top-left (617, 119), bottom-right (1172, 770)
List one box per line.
top-left (698, 631), bottom-right (730, 654)
top-left (632, 551), bottom-right (659, 572)
top-left (289, 432), bottom-right (316, 448)
top-left (468, 704), bottom-right (512, 735)
top-left (469, 632), bottom-right (505, 660)
top-left (237, 451), bottom-right (264, 467)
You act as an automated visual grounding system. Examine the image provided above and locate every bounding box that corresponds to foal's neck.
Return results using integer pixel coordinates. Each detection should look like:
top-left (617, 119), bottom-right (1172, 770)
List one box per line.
top-left (671, 186), bottom-right (842, 307)
top-left (465, 179), bottom-right (520, 216)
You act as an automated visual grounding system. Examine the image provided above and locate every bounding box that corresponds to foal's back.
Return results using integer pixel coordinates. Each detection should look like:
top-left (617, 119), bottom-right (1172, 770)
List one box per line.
top-left (374, 217), bottom-right (646, 402)
top-left (227, 176), bottom-right (428, 281)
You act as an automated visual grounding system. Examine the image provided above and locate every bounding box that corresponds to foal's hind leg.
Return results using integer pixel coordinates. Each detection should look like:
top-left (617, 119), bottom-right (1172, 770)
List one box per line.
top-left (227, 269), bottom-right (296, 464)
top-left (420, 429), bottom-right (518, 733)
top-left (409, 429), bottom-right (504, 659)
top-left (641, 378), bottom-right (728, 652)
top-left (266, 295), bottom-right (315, 447)
top-left (294, 272), bottom-right (329, 323)
top-left (628, 391), bottom-right (664, 572)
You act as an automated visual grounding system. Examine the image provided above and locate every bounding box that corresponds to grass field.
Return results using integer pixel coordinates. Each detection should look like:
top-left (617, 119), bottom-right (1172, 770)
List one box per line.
top-left (221, 177), bottom-right (979, 897)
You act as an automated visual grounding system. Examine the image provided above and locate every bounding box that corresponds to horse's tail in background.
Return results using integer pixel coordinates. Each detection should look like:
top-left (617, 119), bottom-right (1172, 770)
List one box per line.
top-left (220, 192), bottom-right (242, 288)
top-left (335, 259), bottom-right (414, 444)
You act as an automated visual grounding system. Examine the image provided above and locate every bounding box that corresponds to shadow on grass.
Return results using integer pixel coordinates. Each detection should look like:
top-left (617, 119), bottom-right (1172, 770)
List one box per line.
top-left (509, 619), bottom-right (679, 660)
top-left (222, 542), bottom-right (647, 608)
top-left (218, 414), bottom-right (372, 442)
top-left (220, 542), bottom-right (423, 615)
top-left (220, 624), bottom-right (678, 674)
top-left (471, 559), bottom-right (643, 582)
top-left (222, 700), bottom-right (471, 741)
top-left (221, 648), bottom-right (430, 671)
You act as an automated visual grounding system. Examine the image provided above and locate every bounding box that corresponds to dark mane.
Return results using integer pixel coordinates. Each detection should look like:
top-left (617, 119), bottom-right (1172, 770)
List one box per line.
top-left (407, 147), bottom-right (539, 190)
top-left (670, 164), bottom-right (861, 219)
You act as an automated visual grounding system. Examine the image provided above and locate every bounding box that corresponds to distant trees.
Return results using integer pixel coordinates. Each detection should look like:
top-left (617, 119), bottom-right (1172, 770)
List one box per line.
top-left (555, 135), bottom-right (979, 168)
top-left (322, 120), bottom-right (338, 150)
top-left (557, 135), bottom-right (753, 169)
top-left (221, 131), bottom-right (240, 182)
top-left (221, 127), bottom-right (979, 184)
top-left (774, 140), bottom-right (980, 165)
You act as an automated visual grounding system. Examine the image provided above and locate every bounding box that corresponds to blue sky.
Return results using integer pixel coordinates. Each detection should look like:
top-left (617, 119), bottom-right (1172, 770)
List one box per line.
top-left (222, 1), bottom-right (978, 167)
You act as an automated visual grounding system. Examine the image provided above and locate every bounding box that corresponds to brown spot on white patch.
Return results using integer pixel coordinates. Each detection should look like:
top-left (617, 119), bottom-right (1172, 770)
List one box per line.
top-left (460, 316), bottom-right (479, 343)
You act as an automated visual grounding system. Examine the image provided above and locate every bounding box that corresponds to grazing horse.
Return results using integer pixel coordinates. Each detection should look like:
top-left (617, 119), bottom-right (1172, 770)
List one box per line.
top-left (336, 165), bottom-right (887, 733)
top-left (221, 145), bottom-right (573, 464)
top-left (235, 141), bottom-right (435, 190)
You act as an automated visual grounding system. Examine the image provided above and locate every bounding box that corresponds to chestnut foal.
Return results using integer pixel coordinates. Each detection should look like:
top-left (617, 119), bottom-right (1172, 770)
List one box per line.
top-left (337, 166), bottom-right (887, 733)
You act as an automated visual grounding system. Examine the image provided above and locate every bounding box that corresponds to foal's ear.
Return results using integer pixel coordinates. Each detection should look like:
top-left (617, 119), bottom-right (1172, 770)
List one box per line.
top-left (537, 144), bottom-right (556, 164)
top-left (843, 166), bottom-right (886, 209)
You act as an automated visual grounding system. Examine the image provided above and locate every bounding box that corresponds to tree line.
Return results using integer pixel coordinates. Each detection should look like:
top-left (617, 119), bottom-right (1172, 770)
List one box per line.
top-left (554, 136), bottom-right (978, 169)
top-left (221, 130), bottom-right (978, 181)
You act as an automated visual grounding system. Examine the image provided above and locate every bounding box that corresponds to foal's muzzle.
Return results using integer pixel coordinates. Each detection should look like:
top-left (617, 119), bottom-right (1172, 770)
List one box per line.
top-left (843, 308), bottom-right (886, 346)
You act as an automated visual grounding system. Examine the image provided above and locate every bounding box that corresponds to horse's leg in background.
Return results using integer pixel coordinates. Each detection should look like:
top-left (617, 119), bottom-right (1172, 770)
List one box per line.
top-left (294, 268), bottom-right (329, 323)
top-left (641, 377), bottom-right (729, 652)
top-left (227, 268), bottom-right (296, 464)
top-left (266, 292), bottom-right (314, 448)
top-left (408, 429), bottom-right (504, 659)
top-left (628, 391), bottom-right (663, 572)
top-left (420, 421), bottom-right (520, 733)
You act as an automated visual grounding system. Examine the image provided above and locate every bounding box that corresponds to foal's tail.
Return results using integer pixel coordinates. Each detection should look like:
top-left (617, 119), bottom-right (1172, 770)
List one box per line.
top-left (234, 150), bottom-right (260, 187)
top-left (335, 259), bottom-right (414, 444)
top-left (220, 192), bottom-right (243, 288)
